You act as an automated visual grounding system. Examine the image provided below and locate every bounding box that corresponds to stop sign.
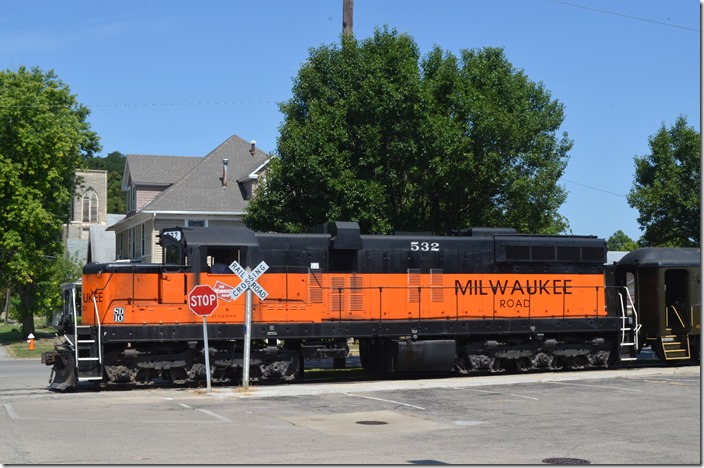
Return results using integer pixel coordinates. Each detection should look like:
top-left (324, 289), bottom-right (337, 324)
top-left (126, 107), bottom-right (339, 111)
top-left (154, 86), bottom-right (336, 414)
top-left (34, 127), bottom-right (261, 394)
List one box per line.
top-left (188, 284), bottom-right (218, 316)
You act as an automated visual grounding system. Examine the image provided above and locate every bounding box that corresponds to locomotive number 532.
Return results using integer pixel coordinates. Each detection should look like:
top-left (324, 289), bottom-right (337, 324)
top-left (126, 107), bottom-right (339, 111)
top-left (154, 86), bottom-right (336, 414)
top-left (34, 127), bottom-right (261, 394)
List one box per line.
top-left (410, 241), bottom-right (440, 252)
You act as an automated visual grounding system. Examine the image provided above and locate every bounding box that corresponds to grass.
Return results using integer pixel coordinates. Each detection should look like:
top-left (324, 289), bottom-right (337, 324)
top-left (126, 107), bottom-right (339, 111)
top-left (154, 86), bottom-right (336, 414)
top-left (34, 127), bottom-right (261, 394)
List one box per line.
top-left (0, 319), bottom-right (59, 358)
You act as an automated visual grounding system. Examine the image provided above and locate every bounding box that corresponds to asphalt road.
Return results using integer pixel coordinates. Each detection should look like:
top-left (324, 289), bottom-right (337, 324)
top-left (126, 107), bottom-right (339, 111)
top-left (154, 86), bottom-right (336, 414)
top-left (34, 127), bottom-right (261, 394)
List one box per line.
top-left (0, 349), bottom-right (700, 465)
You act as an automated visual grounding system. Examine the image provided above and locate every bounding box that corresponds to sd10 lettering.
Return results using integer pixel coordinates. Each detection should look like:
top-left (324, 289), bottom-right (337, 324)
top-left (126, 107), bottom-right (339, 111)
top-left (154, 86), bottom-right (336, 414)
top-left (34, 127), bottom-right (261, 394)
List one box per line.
top-left (410, 241), bottom-right (440, 252)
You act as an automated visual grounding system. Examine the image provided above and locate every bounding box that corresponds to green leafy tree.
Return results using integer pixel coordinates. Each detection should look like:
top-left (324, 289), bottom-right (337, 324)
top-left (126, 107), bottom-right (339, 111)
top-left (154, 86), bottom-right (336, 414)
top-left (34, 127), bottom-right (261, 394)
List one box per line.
top-left (0, 66), bottom-right (100, 337)
top-left (246, 28), bottom-right (570, 235)
top-left (627, 116), bottom-right (700, 247)
top-left (607, 230), bottom-right (639, 251)
top-left (85, 151), bottom-right (126, 213)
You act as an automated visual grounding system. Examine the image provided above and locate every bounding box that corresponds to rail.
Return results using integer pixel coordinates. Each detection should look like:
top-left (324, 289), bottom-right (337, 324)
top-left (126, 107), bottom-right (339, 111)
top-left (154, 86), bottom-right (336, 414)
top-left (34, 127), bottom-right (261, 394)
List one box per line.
top-left (666, 304), bottom-right (688, 330)
top-left (70, 284), bottom-right (102, 368)
top-left (316, 283), bottom-right (610, 320)
top-left (617, 286), bottom-right (640, 358)
top-left (93, 295), bottom-right (102, 365)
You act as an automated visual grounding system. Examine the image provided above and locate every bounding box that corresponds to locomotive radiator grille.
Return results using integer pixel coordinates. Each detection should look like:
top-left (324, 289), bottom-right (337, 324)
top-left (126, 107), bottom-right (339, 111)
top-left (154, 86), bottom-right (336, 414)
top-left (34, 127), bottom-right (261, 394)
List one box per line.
top-left (331, 276), bottom-right (345, 312)
top-left (308, 271), bottom-right (324, 303)
top-left (349, 275), bottom-right (363, 311)
top-left (408, 269), bottom-right (421, 303)
top-left (431, 269), bottom-right (444, 303)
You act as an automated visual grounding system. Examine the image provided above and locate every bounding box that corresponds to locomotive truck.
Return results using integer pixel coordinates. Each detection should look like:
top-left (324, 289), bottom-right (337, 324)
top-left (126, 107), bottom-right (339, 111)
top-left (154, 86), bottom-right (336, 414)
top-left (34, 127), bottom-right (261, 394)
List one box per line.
top-left (42, 222), bottom-right (700, 391)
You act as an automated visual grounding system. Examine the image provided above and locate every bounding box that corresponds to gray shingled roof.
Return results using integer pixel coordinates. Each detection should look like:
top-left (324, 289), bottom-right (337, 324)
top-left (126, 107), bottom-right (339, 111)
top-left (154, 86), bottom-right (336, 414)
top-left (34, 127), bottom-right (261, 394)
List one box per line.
top-left (140, 135), bottom-right (270, 213)
top-left (124, 154), bottom-right (201, 188)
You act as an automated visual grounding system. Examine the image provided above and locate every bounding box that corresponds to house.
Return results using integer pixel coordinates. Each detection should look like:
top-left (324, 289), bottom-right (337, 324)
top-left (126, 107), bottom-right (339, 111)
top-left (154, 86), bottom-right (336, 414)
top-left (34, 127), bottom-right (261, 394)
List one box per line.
top-left (107, 134), bottom-right (270, 263)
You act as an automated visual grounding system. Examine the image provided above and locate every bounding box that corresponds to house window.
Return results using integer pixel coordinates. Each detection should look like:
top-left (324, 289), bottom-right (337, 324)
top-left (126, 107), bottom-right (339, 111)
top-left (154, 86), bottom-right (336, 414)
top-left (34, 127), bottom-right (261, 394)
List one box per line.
top-left (129, 227), bottom-right (133, 259)
top-left (82, 188), bottom-right (99, 223)
top-left (141, 224), bottom-right (146, 259)
top-left (186, 219), bottom-right (207, 227)
top-left (126, 185), bottom-right (136, 213)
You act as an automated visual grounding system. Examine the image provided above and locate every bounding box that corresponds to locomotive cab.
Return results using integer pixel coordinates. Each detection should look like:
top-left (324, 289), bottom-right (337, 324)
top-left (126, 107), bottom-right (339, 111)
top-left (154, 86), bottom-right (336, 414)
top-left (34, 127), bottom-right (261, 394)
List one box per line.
top-left (611, 248), bottom-right (700, 363)
top-left (160, 226), bottom-right (260, 284)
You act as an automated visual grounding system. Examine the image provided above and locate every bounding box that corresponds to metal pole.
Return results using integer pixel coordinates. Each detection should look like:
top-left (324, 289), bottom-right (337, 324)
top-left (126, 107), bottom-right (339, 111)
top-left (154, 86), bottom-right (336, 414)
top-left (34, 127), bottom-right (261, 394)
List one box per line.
top-left (202, 316), bottom-right (212, 392)
top-left (242, 267), bottom-right (253, 388)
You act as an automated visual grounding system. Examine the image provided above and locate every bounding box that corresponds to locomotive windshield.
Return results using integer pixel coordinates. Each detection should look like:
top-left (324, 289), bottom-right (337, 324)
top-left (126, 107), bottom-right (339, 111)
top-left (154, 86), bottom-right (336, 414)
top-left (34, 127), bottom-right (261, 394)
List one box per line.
top-left (160, 228), bottom-right (185, 265)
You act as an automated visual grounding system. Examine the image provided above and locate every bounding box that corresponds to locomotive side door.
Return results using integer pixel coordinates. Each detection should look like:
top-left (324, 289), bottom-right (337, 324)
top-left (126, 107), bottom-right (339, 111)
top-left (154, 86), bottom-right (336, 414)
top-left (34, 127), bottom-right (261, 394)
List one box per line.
top-left (664, 269), bottom-right (691, 334)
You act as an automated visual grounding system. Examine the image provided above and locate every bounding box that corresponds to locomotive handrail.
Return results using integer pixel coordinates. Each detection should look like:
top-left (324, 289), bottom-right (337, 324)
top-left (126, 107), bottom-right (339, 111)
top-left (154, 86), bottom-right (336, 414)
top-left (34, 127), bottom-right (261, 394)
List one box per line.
top-left (326, 283), bottom-right (606, 319)
top-left (667, 304), bottom-right (689, 331)
top-left (69, 285), bottom-right (77, 351)
top-left (618, 287), bottom-right (641, 353)
top-left (93, 295), bottom-right (102, 365)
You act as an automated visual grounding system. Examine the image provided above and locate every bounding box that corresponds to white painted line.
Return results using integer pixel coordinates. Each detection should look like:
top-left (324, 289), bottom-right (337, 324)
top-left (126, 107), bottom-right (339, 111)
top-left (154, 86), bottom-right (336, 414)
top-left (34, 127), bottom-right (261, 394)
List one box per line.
top-left (549, 381), bottom-right (643, 392)
top-left (460, 388), bottom-right (539, 400)
top-left (345, 393), bottom-right (425, 410)
top-left (179, 402), bottom-right (232, 422)
top-left (196, 408), bottom-right (233, 422)
top-left (3, 403), bottom-right (18, 420)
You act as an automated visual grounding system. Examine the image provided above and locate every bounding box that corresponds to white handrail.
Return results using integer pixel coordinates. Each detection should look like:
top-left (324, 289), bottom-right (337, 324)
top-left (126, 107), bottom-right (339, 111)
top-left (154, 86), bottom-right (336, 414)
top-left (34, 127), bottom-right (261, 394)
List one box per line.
top-left (618, 287), bottom-right (641, 351)
top-left (72, 286), bottom-right (79, 366)
top-left (93, 295), bottom-right (102, 364)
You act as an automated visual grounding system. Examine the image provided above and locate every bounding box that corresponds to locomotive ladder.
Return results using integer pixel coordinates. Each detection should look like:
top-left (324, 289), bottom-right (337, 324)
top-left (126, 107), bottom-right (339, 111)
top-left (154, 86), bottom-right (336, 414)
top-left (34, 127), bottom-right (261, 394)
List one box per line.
top-left (617, 289), bottom-right (640, 361)
top-left (71, 293), bottom-right (103, 382)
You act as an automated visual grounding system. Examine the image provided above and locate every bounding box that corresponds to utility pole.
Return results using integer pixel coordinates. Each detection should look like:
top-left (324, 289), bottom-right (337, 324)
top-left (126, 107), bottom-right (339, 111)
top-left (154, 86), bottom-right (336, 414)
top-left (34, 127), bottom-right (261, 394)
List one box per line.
top-left (343, 0), bottom-right (353, 35)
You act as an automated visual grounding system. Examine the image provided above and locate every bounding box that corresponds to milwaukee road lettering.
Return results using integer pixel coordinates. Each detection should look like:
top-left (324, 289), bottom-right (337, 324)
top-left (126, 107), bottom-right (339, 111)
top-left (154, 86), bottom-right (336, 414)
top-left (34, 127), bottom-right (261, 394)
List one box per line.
top-left (455, 279), bottom-right (572, 296)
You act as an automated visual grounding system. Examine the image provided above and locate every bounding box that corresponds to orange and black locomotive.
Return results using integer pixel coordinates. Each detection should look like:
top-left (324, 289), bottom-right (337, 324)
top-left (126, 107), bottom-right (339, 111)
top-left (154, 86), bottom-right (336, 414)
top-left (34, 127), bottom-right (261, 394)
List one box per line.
top-left (43, 222), bottom-right (700, 391)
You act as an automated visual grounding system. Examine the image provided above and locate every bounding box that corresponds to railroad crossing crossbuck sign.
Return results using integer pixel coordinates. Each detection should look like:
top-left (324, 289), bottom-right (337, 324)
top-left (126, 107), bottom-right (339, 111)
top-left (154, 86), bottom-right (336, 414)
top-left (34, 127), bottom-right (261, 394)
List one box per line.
top-left (228, 260), bottom-right (269, 301)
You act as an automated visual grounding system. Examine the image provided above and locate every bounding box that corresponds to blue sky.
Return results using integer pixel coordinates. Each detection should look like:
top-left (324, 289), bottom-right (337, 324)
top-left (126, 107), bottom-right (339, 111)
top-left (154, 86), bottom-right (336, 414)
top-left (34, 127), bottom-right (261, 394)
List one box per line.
top-left (1, 0), bottom-right (699, 241)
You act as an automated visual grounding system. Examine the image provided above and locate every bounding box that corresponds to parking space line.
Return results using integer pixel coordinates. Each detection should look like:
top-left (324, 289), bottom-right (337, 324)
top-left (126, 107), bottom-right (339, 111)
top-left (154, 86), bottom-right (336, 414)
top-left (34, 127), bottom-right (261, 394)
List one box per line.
top-left (345, 393), bottom-right (425, 410)
top-left (549, 381), bottom-right (643, 392)
top-left (460, 388), bottom-right (539, 400)
top-left (4, 403), bottom-right (18, 420)
top-left (179, 402), bottom-right (233, 422)
top-left (196, 408), bottom-right (233, 422)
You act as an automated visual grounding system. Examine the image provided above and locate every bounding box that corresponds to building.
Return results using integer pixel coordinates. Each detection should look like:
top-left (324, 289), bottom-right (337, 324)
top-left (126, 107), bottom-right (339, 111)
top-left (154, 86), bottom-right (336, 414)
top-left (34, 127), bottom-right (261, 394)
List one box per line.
top-left (108, 134), bottom-right (270, 262)
top-left (63, 170), bottom-right (123, 264)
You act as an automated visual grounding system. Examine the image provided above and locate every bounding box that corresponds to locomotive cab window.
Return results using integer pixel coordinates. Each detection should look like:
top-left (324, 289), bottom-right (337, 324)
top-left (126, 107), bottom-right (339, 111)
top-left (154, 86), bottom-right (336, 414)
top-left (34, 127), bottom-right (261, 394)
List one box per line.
top-left (207, 247), bottom-right (244, 274)
top-left (163, 243), bottom-right (183, 265)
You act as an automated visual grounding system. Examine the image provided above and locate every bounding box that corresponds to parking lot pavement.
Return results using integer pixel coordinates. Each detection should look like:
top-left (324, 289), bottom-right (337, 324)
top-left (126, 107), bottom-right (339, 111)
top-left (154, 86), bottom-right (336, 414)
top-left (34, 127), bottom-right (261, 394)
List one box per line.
top-left (1, 365), bottom-right (698, 464)
top-left (203, 365), bottom-right (700, 399)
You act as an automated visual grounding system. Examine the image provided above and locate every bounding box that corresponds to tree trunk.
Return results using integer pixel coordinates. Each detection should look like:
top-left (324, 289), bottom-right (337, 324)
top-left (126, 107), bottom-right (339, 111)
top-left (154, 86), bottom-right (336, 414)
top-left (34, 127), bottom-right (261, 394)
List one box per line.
top-left (3, 288), bottom-right (9, 324)
top-left (18, 284), bottom-right (35, 339)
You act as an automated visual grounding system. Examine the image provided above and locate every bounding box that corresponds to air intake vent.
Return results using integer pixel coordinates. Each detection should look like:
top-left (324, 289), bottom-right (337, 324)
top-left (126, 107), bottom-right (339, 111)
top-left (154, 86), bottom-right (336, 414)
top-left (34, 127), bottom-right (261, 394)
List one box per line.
top-left (582, 246), bottom-right (605, 262)
top-left (532, 246), bottom-right (555, 261)
top-left (558, 246), bottom-right (581, 262)
top-left (506, 245), bottom-right (530, 261)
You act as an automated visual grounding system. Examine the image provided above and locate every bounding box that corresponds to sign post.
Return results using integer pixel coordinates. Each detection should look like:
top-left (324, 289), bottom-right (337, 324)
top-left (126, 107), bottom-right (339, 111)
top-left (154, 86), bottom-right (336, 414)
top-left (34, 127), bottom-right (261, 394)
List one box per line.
top-left (188, 284), bottom-right (218, 392)
top-left (228, 260), bottom-right (269, 388)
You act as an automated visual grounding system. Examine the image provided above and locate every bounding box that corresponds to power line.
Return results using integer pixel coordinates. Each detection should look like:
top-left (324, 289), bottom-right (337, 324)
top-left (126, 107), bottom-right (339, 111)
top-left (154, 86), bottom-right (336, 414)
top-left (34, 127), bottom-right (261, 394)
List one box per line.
top-left (563, 178), bottom-right (627, 198)
top-left (549, 0), bottom-right (699, 32)
top-left (0, 100), bottom-right (279, 109)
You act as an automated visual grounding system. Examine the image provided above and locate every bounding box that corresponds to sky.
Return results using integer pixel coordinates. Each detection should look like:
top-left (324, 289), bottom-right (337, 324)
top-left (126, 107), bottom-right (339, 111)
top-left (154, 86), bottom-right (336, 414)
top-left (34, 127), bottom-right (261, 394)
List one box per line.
top-left (0, 0), bottom-right (699, 241)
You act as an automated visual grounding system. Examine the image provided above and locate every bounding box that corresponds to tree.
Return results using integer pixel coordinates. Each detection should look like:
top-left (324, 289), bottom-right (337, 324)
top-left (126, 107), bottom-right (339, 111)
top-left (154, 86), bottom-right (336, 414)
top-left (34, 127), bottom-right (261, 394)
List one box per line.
top-left (246, 28), bottom-right (570, 235)
top-left (607, 230), bottom-right (638, 251)
top-left (627, 116), bottom-right (700, 247)
top-left (85, 151), bottom-right (126, 213)
top-left (0, 66), bottom-right (100, 337)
